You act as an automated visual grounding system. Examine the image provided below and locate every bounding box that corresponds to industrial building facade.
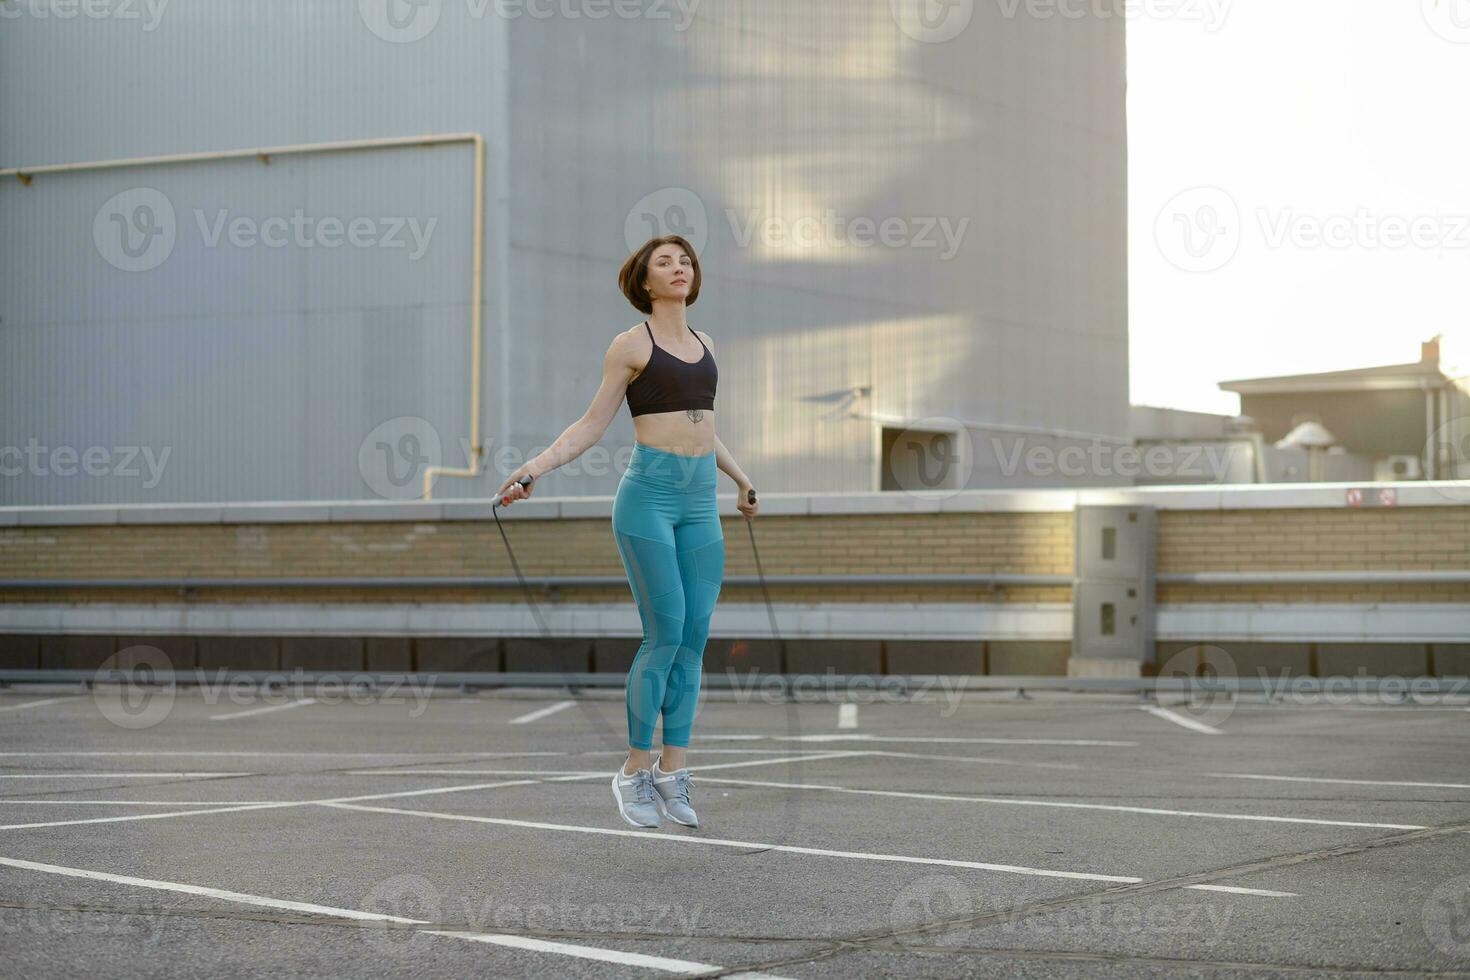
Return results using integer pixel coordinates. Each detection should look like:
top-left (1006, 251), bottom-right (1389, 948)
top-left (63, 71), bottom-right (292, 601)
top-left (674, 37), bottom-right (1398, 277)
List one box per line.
top-left (1, 2), bottom-right (1127, 507)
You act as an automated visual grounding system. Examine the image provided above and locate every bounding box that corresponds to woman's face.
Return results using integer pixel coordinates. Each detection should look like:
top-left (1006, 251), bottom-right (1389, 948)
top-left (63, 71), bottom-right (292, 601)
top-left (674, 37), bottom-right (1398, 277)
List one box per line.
top-left (644, 245), bottom-right (694, 303)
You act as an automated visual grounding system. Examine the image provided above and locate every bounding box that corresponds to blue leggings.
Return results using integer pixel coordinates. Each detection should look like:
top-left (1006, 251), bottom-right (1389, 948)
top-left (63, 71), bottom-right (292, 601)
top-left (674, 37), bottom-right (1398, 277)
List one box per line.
top-left (611, 442), bottom-right (724, 750)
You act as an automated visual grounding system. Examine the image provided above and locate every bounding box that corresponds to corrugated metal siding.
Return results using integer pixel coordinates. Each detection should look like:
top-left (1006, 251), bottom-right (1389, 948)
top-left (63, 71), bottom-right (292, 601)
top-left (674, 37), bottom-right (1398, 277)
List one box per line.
top-left (1, 1), bottom-right (1126, 505)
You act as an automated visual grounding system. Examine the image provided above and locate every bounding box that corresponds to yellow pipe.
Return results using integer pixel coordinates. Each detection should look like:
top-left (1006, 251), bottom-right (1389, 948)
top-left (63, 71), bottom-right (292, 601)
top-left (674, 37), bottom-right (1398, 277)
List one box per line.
top-left (1, 132), bottom-right (488, 501)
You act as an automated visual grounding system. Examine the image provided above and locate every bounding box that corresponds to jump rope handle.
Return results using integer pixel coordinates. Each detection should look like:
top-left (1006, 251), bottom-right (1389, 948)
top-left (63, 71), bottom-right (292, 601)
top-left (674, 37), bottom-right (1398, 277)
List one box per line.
top-left (747, 487), bottom-right (757, 506)
top-left (498, 473), bottom-right (535, 506)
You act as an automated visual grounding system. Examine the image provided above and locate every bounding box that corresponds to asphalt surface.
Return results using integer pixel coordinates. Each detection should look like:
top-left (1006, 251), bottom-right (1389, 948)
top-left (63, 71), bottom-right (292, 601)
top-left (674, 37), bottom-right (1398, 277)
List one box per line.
top-left (1, 680), bottom-right (1468, 978)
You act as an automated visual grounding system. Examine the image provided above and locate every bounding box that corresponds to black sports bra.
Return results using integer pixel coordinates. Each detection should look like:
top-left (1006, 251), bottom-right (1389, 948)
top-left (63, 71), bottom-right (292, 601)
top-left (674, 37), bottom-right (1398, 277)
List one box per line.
top-left (625, 320), bottom-right (718, 418)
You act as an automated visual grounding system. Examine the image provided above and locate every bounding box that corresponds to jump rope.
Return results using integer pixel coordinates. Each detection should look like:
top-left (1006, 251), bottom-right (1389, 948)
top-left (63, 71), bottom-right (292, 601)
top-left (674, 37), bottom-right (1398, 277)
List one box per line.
top-left (492, 474), bottom-right (804, 850)
top-left (491, 477), bottom-right (782, 663)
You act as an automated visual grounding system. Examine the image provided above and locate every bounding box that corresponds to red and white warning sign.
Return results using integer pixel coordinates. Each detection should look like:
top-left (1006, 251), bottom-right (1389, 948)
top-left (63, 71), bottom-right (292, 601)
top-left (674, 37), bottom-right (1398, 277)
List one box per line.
top-left (1345, 487), bottom-right (1363, 507)
top-left (1377, 487), bottom-right (1398, 507)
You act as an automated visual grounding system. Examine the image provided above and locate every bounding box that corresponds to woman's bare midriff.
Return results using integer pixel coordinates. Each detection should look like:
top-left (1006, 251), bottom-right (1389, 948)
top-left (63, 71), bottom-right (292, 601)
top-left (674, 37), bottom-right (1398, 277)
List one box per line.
top-left (632, 410), bottom-right (716, 456)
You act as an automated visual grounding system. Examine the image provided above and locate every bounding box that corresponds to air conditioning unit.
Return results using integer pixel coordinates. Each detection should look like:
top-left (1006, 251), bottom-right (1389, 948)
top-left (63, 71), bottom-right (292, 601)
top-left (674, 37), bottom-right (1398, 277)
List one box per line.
top-left (1374, 454), bottom-right (1422, 481)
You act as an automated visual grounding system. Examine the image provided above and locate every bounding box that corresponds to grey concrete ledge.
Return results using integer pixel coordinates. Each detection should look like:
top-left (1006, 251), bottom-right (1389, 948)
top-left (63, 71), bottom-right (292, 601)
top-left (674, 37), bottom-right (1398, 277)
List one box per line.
top-left (2, 480), bottom-right (1467, 527)
top-left (2, 600), bottom-right (1467, 642)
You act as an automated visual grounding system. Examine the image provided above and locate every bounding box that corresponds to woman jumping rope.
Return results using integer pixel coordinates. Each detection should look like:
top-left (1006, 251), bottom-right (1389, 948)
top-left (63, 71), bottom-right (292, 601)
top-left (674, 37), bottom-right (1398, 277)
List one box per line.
top-left (494, 234), bottom-right (759, 829)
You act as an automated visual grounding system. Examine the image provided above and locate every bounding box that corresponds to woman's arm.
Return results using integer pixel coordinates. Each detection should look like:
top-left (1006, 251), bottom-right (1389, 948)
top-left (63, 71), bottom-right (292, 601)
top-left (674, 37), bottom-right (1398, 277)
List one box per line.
top-left (495, 332), bottom-right (636, 502)
top-left (714, 433), bottom-right (750, 490)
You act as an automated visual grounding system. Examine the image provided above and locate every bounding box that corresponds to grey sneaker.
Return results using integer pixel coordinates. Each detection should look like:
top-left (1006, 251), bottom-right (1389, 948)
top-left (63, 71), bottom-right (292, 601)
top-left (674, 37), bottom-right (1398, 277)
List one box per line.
top-left (612, 765), bottom-right (660, 828)
top-left (651, 759), bottom-right (698, 827)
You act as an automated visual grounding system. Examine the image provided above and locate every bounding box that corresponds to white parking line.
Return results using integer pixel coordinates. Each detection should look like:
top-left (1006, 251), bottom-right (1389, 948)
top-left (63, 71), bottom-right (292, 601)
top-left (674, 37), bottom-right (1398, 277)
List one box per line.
top-left (509, 700), bottom-right (577, 724)
top-left (1201, 771), bottom-right (1470, 790)
top-left (1140, 705), bottom-right (1224, 735)
top-left (0, 758), bottom-right (567, 764)
top-left (425, 930), bottom-right (788, 976)
top-left (701, 734), bottom-right (1138, 747)
top-left (0, 802), bottom-right (295, 831)
top-left (0, 779), bottom-right (542, 832)
top-left (837, 704), bottom-right (858, 730)
top-left (322, 800), bottom-right (1295, 896)
top-left (347, 752), bottom-right (870, 780)
top-left (0, 855), bottom-right (791, 978)
top-left (0, 696), bottom-right (84, 713)
top-left (693, 776), bottom-right (1427, 830)
top-left (208, 699), bottom-right (317, 721)
top-left (0, 772), bottom-right (243, 779)
top-left (0, 800), bottom-right (295, 806)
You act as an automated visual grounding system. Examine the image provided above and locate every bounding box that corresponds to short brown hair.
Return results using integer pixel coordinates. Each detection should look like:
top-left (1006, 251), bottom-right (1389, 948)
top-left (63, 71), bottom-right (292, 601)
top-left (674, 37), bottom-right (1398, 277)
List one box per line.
top-left (618, 235), bottom-right (701, 314)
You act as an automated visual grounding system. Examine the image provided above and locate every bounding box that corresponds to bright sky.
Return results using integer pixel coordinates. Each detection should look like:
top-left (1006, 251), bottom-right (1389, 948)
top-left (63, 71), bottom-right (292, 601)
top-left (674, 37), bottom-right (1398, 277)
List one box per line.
top-left (1127, 0), bottom-right (1470, 415)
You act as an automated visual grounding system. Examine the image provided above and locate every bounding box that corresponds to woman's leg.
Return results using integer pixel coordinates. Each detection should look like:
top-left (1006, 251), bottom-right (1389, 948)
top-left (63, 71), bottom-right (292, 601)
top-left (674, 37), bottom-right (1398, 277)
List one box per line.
top-left (611, 472), bottom-right (685, 764)
top-left (659, 472), bottom-right (724, 762)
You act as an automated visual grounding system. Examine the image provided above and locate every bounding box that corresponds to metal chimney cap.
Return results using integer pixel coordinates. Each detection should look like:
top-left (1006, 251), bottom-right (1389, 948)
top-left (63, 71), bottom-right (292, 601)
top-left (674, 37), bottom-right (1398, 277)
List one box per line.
top-left (1274, 420), bottom-right (1336, 449)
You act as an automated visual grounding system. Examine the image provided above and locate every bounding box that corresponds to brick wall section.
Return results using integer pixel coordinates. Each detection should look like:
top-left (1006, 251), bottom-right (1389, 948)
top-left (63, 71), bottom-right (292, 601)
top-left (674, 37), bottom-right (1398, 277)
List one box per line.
top-left (1156, 507), bottom-right (1470, 602)
top-left (2, 504), bottom-right (1467, 603)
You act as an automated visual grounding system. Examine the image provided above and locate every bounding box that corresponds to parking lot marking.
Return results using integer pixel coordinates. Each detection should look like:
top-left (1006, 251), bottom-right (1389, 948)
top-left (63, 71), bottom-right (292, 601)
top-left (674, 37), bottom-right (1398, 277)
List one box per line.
top-left (693, 776), bottom-right (1428, 830)
top-left (1201, 771), bottom-right (1470, 790)
top-left (0, 772), bottom-right (243, 779)
top-left (837, 703), bottom-right (858, 729)
top-left (323, 800), bottom-right (1153, 884)
top-left (424, 930), bottom-right (791, 976)
top-left (0, 779), bottom-right (542, 832)
top-left (1140, 705), bottom-right (1224, 735)
top-left (208, 698), bottom-right (318, 721)
top-left (509, 700), bottom-right (577, 724)
top-left (749, 734), bottom-right (1138, 747)
top-left (0, 855), bottom-right (792, 977)
top-left (0, 758), bottom-right (564, 764)
top-left (0, 696), bottom-right (84, 713)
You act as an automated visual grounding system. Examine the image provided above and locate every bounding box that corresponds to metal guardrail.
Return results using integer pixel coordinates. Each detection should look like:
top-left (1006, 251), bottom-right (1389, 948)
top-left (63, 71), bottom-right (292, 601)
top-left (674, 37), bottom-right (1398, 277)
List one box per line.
top-left (0, 573), bottom-right (1071, 588)
top-left (1155, 570), bottom-right (1470, 584)
top-left (4, 570), bottom-right (1468, 588)
top-left (3, 670), bottom-right (1467, 697)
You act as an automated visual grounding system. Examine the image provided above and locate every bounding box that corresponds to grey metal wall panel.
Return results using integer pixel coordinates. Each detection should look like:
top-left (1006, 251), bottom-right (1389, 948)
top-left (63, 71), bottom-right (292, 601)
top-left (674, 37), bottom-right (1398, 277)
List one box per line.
top-left (2, 1), bottom-right (1126, 505)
